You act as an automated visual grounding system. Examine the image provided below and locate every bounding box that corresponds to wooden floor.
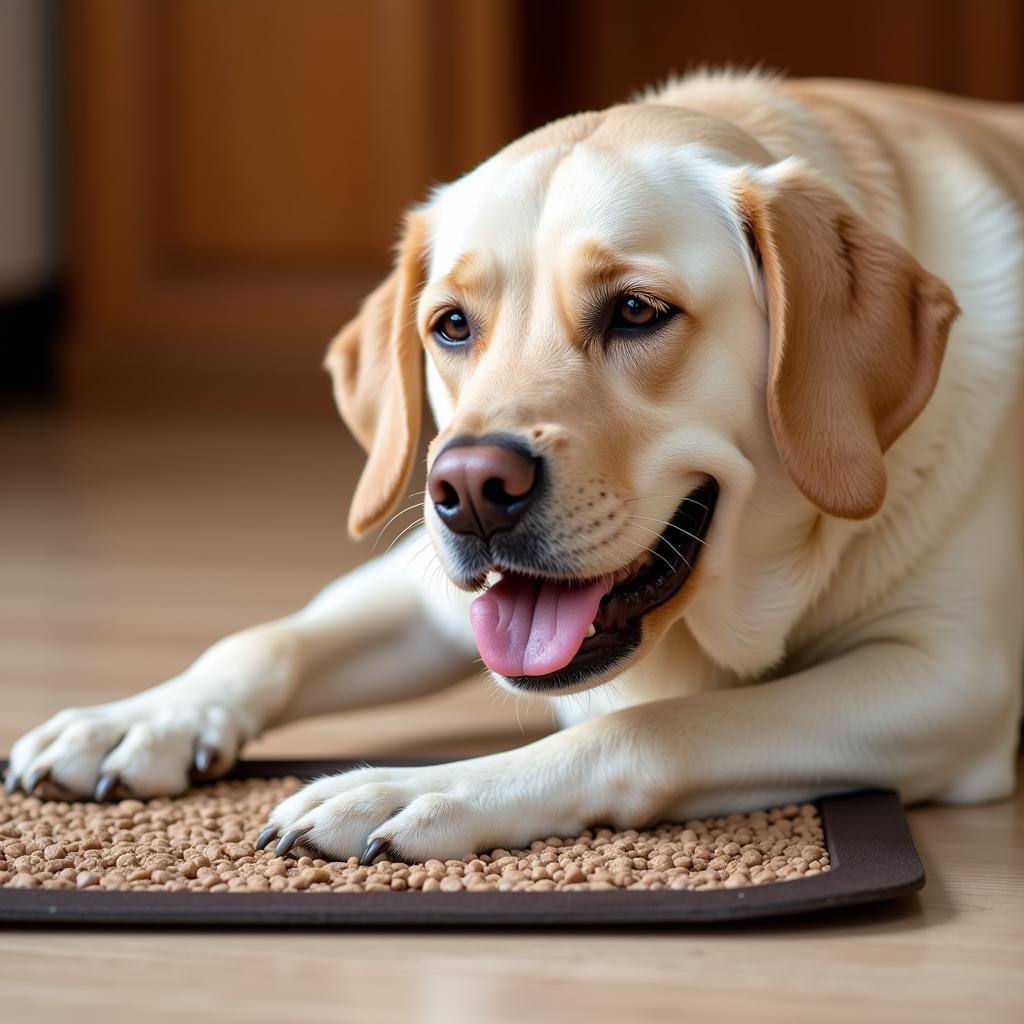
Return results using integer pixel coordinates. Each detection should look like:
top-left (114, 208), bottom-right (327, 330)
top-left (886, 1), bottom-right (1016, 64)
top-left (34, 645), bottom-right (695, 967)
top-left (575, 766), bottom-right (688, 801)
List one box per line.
top-left (1, 409), bottom-right (1021, 1023)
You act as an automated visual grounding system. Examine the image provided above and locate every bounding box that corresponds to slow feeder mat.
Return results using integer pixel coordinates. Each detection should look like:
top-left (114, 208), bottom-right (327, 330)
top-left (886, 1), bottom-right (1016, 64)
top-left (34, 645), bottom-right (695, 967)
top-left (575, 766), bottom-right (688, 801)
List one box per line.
top-left (0, 758), bottom-right (924, 926)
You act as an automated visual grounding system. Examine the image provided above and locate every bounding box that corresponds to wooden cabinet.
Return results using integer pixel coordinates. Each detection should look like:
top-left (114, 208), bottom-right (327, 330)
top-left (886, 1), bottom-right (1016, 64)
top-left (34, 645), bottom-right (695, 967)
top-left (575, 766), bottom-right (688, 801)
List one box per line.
top-left (63, 0), bottom-right (518, 413)
top-left (520, 0), bottom-right (1024, 130)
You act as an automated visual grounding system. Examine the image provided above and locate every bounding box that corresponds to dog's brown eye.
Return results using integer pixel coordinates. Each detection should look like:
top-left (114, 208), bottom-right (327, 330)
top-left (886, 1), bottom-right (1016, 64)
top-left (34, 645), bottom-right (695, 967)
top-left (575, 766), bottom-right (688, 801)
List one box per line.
top-left (616, 295), bottom-right (656, 326)
top-left (433, 309), bottom-right (472, 346)
top-left (608, 294), bottom-right (677, 334)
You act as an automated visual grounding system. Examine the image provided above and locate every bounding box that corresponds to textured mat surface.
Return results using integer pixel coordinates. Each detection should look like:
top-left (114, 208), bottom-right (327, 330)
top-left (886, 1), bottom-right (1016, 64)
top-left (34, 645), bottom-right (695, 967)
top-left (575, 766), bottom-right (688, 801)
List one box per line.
top-left (0, 760), bottom-right (924, 925)
top-left (0, 774), bottom-right (830, 894)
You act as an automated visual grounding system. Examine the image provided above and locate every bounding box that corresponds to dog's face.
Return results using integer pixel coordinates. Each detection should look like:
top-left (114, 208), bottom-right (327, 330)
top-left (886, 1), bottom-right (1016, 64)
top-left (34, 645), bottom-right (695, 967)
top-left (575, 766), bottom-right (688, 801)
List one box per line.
top-left (328, 105), bottom-right (957, 694)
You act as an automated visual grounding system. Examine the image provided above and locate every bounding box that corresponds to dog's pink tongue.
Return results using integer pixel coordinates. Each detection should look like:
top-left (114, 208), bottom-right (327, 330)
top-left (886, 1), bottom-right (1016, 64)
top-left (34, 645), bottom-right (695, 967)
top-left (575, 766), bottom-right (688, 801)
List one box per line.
top-left (470, 575), bottom-right (610, 677)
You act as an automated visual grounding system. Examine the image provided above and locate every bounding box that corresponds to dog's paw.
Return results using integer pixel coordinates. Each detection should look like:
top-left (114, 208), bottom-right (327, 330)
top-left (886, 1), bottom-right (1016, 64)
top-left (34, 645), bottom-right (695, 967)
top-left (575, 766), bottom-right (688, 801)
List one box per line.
top-left (5, 696), bottom-right (243, 801)
top-left (257, 758), bottom-right (575, 863)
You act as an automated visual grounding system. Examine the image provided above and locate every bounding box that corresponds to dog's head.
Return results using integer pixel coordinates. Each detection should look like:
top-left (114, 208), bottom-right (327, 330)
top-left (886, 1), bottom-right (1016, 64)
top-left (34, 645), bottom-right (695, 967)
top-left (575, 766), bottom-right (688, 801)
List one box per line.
top-left (327, 104), bottom-right (957, 693)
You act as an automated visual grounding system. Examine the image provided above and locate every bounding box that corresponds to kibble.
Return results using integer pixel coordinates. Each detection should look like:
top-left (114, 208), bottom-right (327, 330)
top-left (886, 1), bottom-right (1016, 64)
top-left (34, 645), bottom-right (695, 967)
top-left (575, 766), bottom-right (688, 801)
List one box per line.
top-left (0, 776), bottom-right (827, 894)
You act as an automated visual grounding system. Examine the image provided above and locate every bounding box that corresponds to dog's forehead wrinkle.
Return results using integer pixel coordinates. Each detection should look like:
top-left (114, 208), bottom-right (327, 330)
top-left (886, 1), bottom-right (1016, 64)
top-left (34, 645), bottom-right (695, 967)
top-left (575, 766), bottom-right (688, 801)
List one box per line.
top-left (427, 144), bottom-right (576, 284)
top-left (540, 144), bottom-right (740, 250)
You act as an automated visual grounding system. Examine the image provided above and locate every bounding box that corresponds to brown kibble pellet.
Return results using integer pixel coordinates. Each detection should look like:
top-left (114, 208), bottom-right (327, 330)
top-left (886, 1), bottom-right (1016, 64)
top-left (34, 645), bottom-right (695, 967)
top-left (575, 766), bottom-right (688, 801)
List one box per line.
top-left (0, 777), bottom-right (825, 896)
top-left (562, 863), bottom-right (585, 884)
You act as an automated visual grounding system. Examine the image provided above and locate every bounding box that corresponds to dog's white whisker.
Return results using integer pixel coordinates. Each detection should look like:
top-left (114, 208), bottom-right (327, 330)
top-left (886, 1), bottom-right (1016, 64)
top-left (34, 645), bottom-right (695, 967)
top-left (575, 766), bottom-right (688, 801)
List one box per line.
top-left (610, 535), bottom-right (677, 577)
top-left (384, 517), bottom-right (426, 555)
top-left (375, 515), bottom-right (422, 552)
top-left (622, 494), bottom-right (710, 511)
top-left (373, 499), bottom-right (428, 551)
top-left (624, 522), bottom-right (693, 571)
top-left (627, 514), bottom-right (708, 547)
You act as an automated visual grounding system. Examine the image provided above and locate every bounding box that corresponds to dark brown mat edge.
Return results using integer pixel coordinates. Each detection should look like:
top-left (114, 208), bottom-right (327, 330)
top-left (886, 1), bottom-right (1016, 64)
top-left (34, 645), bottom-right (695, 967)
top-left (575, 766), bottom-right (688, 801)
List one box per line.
top-left (0, 758), bottom-right (925, 927)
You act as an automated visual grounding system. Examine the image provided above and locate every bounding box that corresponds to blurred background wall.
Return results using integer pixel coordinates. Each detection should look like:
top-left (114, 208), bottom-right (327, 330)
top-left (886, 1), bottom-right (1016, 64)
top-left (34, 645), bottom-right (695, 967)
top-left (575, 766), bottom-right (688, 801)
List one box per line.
top-left (3, 0), bottom-right (1023, 416)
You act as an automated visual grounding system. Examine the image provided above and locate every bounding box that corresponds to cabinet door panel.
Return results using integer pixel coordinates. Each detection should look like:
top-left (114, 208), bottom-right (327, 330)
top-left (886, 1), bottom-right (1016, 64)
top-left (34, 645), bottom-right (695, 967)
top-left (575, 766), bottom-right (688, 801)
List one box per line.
top-left (65, 0), bottom-right (516, 412)
top-left (165, 0), bottom-right (433, 265)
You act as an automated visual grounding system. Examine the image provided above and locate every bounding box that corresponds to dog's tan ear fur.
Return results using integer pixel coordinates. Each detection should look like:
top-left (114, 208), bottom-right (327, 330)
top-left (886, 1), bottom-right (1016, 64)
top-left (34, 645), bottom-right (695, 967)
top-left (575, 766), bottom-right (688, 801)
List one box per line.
top-left (736, 161), bottom-right (958, 519)
top-left (325, 213), bottom-right (427, 539)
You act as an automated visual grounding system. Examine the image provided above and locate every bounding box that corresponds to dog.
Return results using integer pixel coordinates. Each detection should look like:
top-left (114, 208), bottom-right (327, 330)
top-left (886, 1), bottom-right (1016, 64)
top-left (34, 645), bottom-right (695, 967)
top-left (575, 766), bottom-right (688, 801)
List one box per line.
top-left (8, 71), bottom-right (1023, 863)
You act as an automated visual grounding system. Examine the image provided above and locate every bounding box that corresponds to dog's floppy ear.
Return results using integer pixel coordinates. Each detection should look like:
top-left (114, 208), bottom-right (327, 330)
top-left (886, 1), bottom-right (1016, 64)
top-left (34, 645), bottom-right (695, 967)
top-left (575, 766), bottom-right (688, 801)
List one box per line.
top-left (325, 212), bottom-right (427, 539)
top-left (735, 160), bottom-right (958, 519)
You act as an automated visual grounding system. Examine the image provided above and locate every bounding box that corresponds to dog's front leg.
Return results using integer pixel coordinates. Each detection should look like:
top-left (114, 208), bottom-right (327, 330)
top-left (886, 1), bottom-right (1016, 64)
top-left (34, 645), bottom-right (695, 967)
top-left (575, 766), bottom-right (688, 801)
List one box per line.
top-left (608, 637), bottom-right (1018, 820)
top-left (6, 534), bottom-right (478, 799)
top-left (261, 630), bottom-right (1016, 862)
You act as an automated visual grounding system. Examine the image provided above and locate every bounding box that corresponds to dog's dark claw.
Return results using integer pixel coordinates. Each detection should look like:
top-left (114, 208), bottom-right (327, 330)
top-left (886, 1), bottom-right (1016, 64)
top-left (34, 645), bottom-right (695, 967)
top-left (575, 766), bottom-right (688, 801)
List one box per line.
top-left (360, 836), bottom-right (390, 866)
top-left (24, 767), bottom-right (50, 795)
top-left (193, 743), bottom-right (216, 775)
top-left (255, 826), bottom-right (278, 852)
top-left (274, 825), bottom-right (313, 859)
top-left (94, 771), bottom-right (120, 802)
top-left (3, 771), bottom-right (20, 795)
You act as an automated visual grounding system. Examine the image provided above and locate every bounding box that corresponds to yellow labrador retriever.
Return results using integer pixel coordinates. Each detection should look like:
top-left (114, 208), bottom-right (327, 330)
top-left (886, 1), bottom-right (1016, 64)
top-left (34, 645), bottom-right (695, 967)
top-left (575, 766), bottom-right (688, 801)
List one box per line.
top-left (9, 72), bottom-right (1023, 863)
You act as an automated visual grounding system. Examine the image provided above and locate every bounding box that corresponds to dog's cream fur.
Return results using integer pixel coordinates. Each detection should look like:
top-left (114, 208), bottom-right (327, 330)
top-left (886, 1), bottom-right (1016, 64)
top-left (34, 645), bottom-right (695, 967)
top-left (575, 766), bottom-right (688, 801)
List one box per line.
top-left (10, 73), bottom-right (1023, 860)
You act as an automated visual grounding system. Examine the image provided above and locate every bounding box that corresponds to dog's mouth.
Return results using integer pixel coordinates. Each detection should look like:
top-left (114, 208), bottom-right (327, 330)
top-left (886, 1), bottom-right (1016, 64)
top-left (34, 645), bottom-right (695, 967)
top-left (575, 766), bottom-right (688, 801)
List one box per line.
top-left (469, 478), bottom-right (718, 692)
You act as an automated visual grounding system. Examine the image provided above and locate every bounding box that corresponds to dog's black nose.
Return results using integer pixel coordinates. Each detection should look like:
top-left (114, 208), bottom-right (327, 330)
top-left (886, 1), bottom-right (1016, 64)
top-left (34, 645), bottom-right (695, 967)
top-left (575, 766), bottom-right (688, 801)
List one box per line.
top-left (428, 439), bottom-right (540, 539)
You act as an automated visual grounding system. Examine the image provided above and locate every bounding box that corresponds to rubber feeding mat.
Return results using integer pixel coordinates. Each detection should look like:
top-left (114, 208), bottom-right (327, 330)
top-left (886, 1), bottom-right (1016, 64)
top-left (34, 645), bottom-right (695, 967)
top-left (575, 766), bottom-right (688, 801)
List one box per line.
top-left (0, 759), bottom-right (924, 926)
